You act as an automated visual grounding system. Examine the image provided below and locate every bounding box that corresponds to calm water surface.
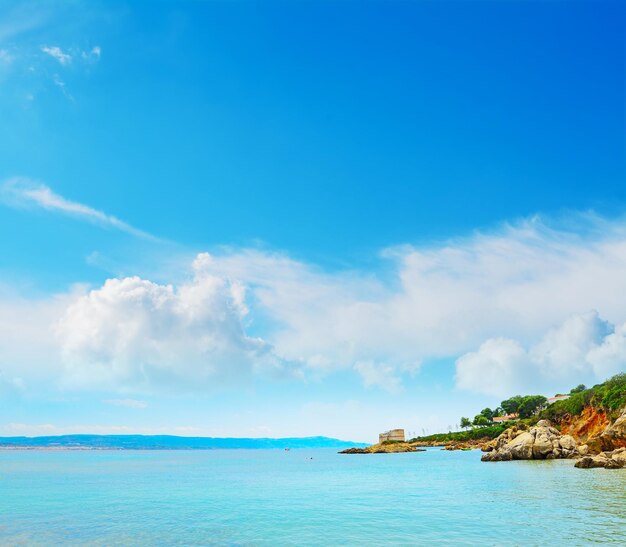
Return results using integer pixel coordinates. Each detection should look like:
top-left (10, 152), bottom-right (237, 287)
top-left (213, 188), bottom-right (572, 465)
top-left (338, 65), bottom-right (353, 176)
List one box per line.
top-left (1, 448), bottom-right (624, 546)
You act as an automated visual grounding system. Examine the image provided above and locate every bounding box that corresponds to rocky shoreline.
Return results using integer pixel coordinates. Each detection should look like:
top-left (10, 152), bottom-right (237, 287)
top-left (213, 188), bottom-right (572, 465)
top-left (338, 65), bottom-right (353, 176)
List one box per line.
top-left (481, 408), bottom-right (626, 469)
top-left (413, 438), bottom-right (488, 451)
top-left (340, 407), bottom-right (626, 468)
top-left (340, 442), bottom-right (426, 454)
top-left (339, 438), bottom-right (488, 454)
top-left (481, 420), bottom-right (584, 462)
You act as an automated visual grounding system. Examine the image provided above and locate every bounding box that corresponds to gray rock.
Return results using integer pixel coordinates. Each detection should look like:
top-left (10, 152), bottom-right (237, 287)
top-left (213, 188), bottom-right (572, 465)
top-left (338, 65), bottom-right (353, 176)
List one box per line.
top-left (483, 422), bottom-right (584, 463)
top-left (558, 435), bottom-right (577, 451)
top-left (574, 448), bottom-right (626, 469)
top-left (575, 456), bottom-right (607, 469)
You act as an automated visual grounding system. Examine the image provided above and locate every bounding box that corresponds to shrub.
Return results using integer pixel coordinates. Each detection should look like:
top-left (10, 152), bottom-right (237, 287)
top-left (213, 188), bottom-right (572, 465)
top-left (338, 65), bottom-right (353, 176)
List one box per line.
top-left (410, 424), bottom-right (509, 443)
top-left (539, 373), bottom-right (626, 421)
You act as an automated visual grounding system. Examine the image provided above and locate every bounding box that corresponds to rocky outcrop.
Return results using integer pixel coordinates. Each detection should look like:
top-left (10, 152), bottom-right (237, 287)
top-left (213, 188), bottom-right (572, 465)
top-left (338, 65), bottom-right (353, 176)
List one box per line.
top-left (481, 420), bottom-right (581, 462)
top-left (595, 409), bottom-right (626, 451)
top-left (442, 443), bottom-right (476, 451)
top-left (413, 438), bottom-right (489, 451)
top-left (339, 442), bottom-right (426, 454)
top-left (559, 406), bottom-right (611, 445)
top-left (558, 407), bottom-right (626, 453)
top-left (575, 447), bottom-right (626, 469)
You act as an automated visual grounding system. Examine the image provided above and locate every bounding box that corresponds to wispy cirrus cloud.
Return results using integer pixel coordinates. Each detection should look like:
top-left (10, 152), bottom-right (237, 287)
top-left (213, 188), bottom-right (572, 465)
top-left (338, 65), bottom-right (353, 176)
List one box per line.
top-left (0, 177), bottom-right (157, 240)
top-left (52, 74), bottom-right (73, 101)
top-left (41, 45), bottom-right (101, 66)
top-left (104, 398), bottom-right (148, 409)
top-left (0, 3), bottom-right (49, 43)
top-left (41, 45), bottom-right (71, 65)
top-left (81, 46), bottom-right (100, 61)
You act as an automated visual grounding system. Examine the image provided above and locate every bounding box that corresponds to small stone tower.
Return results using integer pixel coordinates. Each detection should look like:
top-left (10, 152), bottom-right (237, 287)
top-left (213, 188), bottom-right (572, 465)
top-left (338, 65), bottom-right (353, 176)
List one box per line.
top-left (379, 428), bottom-right (405, 443)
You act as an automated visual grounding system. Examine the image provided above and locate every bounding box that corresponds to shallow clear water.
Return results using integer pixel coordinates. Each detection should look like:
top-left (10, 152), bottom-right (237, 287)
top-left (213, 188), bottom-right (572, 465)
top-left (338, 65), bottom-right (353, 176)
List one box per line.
top-left (1, 448), bottom-right (624, 546)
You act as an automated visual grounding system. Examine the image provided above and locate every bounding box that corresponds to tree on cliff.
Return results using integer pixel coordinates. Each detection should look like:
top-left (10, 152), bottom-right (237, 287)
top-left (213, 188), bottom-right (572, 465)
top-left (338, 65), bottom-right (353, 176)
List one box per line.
top-left (460, 417), bottom-right (472, 430)
top-left (500, 396), bottom-right (524, 415)
top-left (480, 408), bottom-right (495, 421)
top-left (570, 384), bottom-right (586, 394)
top-left (499, 395), bottom-right (547, 418)
top-left (473, 415), bottom-right (490, 427)
top-left (518, 395), bottom-right (548, 418)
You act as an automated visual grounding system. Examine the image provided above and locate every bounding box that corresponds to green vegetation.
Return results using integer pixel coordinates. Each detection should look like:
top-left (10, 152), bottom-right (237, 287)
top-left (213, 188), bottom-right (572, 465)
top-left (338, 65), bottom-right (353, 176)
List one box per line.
top-left (409, 423), bottom-right (510, 444)
top-left (459, 394), bottom-right (548, 432)
top-left (498, 395), bottom-right (546, 418)
top-left (541, 374), bottom-right (626, 422)
top-left (518, 395), bottom-right (547, 418)
top-left (419, 375), bottom-right (626, 443)
top-left (500, 396), bottom-right (523, 415)
top-left (472, 415), bottom-right (491, 427)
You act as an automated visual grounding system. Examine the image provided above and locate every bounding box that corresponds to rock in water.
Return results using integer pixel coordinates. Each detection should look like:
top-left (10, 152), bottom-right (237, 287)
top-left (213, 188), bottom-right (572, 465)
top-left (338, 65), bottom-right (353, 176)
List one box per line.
top-left (339, 442), bottom-right (425, 454)
top-left (574, 447), bottom-right (626, 469)
top-left (482, 421), bottom-right (582, 462)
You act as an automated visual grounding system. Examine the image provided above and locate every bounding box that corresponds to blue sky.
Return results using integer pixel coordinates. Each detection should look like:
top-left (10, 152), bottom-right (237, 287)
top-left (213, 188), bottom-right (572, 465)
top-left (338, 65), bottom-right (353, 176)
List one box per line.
top-left (0, 1), bottom-right (625, 441)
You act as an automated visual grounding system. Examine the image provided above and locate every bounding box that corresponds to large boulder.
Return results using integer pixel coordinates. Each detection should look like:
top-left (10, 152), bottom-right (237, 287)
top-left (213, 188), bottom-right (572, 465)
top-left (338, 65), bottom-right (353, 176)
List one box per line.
top-left (575, 452), bottom-right (625, 469)
top-left (482, 421), bottom-right (582, 462)
top-left (597, 409), bottom-right (626, 451)
top-left (482, 424), bottom-right (529, 453)
top-left (559, 435), bottom-right (578, 451)
top-left (575, 447), bottom-right (626, 469)
top-left (575, 455), bottom-right (611, 469)
top-left (611, 447), bottom-right (626, 466)
top-left (508, 432), bottom-right (535, 459)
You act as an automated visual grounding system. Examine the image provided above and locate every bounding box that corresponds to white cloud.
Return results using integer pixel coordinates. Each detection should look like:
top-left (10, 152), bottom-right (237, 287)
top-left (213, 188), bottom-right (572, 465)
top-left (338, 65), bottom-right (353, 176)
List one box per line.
top-left (0, 288), bottom-right (80, 385)
top-left (0, 372), bottom-right (25, 396)
top-left (587, 324), bottom-right (626, 379)
top-left (200, 214), bottom-right (626, 390)
top-left (455, 338), bottom-right (529, 398)
top-left (52, 74), bottom-right (74, 101)
top-left (56, 255), bottom-right (292, 391)
top-left (41, 45), bottom-right (71, 65)
top-left (5, 212), bottom-right (626, 396)
top-left (104, 399), bottom-right (148, 409)
top-left (81, 46), bottom-right (101, 61)
top-left (354, 361), bottom-right (402, 393)
top-left (0, 177), bottom-right (156, 240)
top-left (455, 311), bottom-right (626, 398)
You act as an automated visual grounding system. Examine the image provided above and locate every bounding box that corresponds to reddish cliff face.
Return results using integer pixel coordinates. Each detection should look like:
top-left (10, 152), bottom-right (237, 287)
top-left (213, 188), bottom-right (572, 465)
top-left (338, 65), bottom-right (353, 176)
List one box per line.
top-left (559, 407), bottom-right (611, 443)
top-left (558, 406), bottom-right (626, 452)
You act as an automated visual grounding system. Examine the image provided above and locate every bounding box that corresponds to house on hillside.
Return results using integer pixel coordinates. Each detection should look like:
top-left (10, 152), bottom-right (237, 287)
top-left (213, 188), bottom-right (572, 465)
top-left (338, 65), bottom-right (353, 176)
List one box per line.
top-left (547, 395), bottom-right (570, 405)
top-left (379, 429), bottom-right (405, 443)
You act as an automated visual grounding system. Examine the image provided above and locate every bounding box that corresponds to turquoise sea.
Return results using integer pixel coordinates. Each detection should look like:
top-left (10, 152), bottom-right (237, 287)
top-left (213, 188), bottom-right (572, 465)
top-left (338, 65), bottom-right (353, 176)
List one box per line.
top-left (1, 447), bottom-right (625, 546)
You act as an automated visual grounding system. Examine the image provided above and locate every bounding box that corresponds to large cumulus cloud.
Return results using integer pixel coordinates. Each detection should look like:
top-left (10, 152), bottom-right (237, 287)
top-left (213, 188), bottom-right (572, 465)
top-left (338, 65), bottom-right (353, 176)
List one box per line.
top-left (455, 311), bottom-right (626, 397)
top-left (56, 254), bottom-right (290, 391)
top-left (6, 213), bottom-right (626, 396)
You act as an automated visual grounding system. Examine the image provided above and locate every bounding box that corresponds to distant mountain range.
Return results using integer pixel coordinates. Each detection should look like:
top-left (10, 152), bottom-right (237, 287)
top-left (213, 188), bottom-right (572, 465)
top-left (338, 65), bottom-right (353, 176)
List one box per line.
top-left (0, 434), bottom-right (366, 450)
